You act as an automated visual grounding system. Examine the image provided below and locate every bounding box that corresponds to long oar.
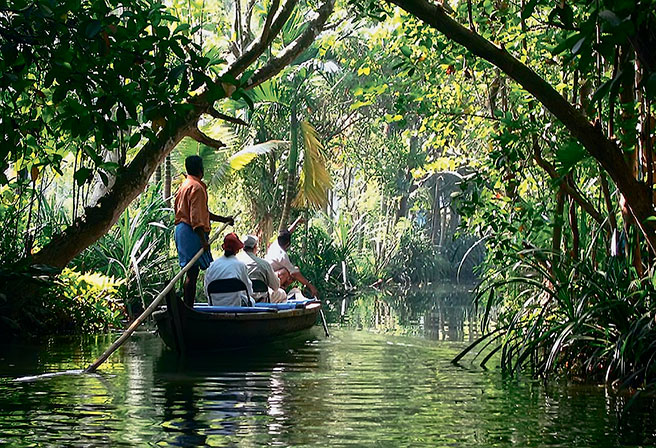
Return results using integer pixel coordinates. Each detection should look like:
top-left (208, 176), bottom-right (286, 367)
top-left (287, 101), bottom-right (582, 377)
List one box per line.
top-left (84, 218), bottom-right (237, 373)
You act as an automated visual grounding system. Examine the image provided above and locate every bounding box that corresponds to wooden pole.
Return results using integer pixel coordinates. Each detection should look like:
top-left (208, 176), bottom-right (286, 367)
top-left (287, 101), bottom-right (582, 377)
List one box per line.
top-left (319, 307), bottom-right (330, 337)
top-left (311, 295), bottom-right (330, 337)
top-left (84, 216), bottom-right (238, 373)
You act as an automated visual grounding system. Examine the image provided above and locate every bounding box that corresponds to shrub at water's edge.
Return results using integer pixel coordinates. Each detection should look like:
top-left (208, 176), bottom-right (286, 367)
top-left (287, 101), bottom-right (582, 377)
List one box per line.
top-left (47, 268), bottom-right (123, 333)
top-left (0, 266), bottom-right (122, 336)
top-left (72, 185), bottom-right (176, 318)
top-left (289, 216), bottom-right (481, 296)
top-left (0, 185), bottom-right (174, 336)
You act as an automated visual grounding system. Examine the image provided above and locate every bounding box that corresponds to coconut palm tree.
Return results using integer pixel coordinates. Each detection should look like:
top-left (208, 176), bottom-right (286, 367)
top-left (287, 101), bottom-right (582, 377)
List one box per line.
top-left (243, 60), bottom-right (335, 233)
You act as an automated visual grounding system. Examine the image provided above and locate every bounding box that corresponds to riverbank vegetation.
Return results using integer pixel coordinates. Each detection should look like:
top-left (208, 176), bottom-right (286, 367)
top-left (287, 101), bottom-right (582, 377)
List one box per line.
top-left (2, 0), bottom-right (656, 391)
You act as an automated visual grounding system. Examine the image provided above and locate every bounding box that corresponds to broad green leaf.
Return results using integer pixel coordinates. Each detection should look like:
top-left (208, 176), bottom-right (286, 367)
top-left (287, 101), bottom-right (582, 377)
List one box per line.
top-left (74, 167), bottom-right (92, 186)
top-left (551, 33), bottom-right (582, 55)
top-left (571, 37), bottom-right (586, 55)
top-left (174, 23), bottom-right (190, 34)
top-left (556, 140), bottom-right (587, 171)
top-left (521, 0), bottom-right (539, 19)
top-left (85, 20), bottom-right (102, 38)
top-left (599, 10), bottom-right (620, 27)
top-left (229, 141), bottom-right (288, 170)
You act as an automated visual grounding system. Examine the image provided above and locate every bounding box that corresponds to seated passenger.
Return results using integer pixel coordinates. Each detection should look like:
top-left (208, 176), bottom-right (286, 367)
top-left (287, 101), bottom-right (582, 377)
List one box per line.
top-left (273, 267), bottom-right (307, 301)
top-left (204, 233), bottom-right (253, 306)
top-left (275, 266), bottom-right (292, 289)
top-left (237, 235), bottom-right (287, 303)
top-left (265, 230), bottom-right (319, 298)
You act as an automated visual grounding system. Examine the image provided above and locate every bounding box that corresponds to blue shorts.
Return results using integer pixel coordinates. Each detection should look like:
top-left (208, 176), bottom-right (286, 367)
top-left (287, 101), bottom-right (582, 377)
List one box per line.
top-left (174, 222), bottom-right (213, 270)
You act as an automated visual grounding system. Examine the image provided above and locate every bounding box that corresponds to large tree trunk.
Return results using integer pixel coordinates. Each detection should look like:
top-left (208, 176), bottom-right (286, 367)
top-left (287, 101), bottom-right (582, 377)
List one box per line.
top-left (386, 0), bottom-right (655, 244)
top-left (32, 116), bottom-right (199, 269)
top-left (89, 149), bottom-right (120, 207)
top-left (164, 154), bottom-right (172, 207)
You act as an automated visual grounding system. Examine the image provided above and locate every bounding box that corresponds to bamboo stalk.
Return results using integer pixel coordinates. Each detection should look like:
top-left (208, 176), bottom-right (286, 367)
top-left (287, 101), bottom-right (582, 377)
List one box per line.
top-left (84, 216), bottom-right (238, 373)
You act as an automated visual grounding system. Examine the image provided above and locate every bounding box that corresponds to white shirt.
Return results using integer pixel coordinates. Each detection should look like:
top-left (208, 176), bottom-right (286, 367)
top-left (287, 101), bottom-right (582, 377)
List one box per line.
top-left (264, 240), bottom-right (299, 275)
top-left (204, 255), bottom-right (253, 306)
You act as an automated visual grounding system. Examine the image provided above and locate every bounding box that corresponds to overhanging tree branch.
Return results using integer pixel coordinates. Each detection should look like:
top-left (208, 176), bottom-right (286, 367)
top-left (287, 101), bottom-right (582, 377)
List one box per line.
top-left (247, 0), bottom-right (335, 89)
top-left (33, 112), bottom-right (200, 268)
top-left (188, 126), bottom-right (226, 148)
top-left (223, 0), bottom-right (290, 79)
top-left (244, 0), bottom-right (259, 43)
top-left (258, 0), bottom-right (281, 43)
top-left (386, 0), bottom-right (654, 234)
top-left (207, 108), bottom-right (249, 126)
top-left (30, 0), bottom-right (334, 270)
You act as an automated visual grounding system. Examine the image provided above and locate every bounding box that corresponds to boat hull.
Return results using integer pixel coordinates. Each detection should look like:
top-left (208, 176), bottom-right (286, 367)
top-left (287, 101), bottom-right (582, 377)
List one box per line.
top-left (153, 292), bottom-right (321, 353)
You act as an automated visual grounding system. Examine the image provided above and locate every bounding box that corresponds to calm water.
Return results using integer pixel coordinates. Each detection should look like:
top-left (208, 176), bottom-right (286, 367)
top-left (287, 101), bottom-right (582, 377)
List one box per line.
top-left (1, 288), bottom-right (656, 447)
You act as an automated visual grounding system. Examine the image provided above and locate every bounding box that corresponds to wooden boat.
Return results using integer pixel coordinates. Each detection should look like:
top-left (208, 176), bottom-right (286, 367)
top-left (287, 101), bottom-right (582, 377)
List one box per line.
top-left (153, 291), bottom-right (322, 353)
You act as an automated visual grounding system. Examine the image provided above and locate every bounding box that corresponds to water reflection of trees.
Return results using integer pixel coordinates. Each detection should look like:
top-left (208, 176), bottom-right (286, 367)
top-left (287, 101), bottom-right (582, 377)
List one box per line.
top-left (154, 335), bottom-right (324, 446)
top-left (339, 284), bottom-right (478, 341)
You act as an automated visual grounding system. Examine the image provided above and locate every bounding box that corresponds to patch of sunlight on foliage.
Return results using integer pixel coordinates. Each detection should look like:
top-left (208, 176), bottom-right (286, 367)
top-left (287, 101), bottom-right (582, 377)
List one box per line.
top-left (50, 268), bottom-right (123, 333)
top-left (229, 140), bottom-right (289, 170)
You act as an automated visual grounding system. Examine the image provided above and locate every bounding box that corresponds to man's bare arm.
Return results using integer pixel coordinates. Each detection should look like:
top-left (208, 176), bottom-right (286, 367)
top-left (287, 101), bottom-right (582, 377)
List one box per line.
top-left (210, 213), bottom-right (234, 225)
top-left (291, 271), bottom-right (318, 298)
top-left (287, 216), bottom-right (303, 233)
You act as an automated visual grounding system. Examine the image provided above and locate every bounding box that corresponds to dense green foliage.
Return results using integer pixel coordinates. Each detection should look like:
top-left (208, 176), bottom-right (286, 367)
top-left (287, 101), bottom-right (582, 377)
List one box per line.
top-left (472, 250), bottom-right (656, 388)
top-left (1, 0), bottom-right (204, 185)
top-left (48, 268), bottom-right (123, 333)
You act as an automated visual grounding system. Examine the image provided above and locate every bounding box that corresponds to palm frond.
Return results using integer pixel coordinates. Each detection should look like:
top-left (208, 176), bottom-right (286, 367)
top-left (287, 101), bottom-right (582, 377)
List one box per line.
top-left (229, 140), bottom-right (288, 170)
top-left (206, 140), bottom-right (289, 186)
top-left (294, 121), bottom-right (332, 209)
top-left (249, 79), bottom-right (285, 105)
top-left (280, 7), bottom-right (306, 44)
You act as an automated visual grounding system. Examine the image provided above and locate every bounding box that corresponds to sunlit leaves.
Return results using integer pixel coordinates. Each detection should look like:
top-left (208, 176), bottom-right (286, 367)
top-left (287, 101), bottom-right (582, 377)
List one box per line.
top-left (229, 141), bottom-right (289, 171)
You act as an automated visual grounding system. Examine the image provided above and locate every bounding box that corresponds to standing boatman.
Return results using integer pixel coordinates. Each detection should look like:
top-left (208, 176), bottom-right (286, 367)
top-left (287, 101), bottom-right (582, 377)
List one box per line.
top-left (174, 155), bottom-right (234, 306)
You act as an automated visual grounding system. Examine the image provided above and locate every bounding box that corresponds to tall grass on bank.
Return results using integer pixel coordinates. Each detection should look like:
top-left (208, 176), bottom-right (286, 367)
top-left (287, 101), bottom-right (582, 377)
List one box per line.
top-left (455, 248), bottom-right (656, 390)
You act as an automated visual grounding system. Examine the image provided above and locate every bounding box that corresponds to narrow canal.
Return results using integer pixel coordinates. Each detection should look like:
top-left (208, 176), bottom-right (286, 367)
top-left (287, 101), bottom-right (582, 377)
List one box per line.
top-left (1, 287), bottom-right (655, 447)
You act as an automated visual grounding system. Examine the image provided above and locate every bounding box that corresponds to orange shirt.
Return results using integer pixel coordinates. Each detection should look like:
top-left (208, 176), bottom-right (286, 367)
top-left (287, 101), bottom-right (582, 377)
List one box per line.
top-left (174, 175), bottom-right (211, 232)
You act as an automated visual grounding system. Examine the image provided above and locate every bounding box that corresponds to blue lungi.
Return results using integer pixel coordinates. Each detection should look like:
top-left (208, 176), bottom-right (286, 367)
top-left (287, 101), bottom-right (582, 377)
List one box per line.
top-left (174, 222), bottom-right (213, 270)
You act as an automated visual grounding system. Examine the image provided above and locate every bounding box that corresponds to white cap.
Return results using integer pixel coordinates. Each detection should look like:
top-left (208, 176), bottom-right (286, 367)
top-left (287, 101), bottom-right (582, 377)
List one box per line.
top-left (243, 234), bottom-right (258, 249)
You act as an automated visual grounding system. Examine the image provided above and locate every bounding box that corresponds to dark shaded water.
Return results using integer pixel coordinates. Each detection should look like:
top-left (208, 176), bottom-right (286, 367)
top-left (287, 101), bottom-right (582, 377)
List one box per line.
top-left (1, 288), bottom-right (656, 447)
